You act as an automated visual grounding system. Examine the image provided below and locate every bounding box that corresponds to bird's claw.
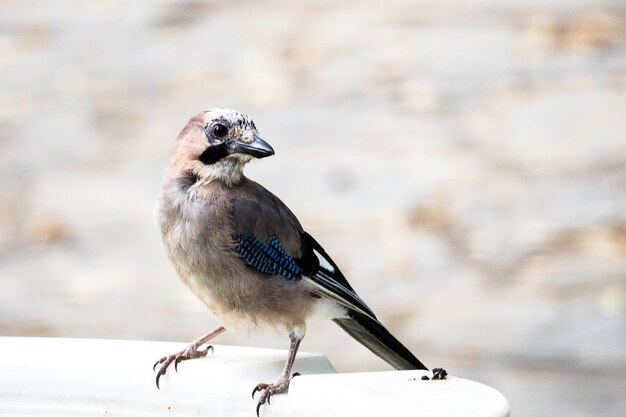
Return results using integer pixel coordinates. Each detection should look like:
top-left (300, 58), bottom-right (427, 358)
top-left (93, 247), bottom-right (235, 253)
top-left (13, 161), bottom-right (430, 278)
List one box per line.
top-left (155, 366), bottom-right (166, 390)
top-left (251, 384), bottom-right (261, 399)
top-left (152, 344), bottom-right (214, 389)
top-left (254, 385), bottom-right (273, 417)
top-left (253, 372), bottom-right (299, 416)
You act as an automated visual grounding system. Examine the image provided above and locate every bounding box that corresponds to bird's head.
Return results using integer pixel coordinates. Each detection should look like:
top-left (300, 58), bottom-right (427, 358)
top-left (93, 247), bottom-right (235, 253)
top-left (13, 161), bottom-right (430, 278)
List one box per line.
top-left (170, 108), bottom-right (274, 186)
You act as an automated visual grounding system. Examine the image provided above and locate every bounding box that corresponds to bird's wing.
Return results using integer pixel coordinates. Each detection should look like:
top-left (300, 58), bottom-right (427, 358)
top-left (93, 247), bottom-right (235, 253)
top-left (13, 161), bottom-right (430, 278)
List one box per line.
top-left (230, 179), bottom-right (426, 370)
top-left (296, 232), bottom-right (376, 319)
top-left (298, 233), bottom-right (427, 370)
top-left (235, 233), bottom-right (303, 280)
top-left (230, 179), bottom-right (375, 319)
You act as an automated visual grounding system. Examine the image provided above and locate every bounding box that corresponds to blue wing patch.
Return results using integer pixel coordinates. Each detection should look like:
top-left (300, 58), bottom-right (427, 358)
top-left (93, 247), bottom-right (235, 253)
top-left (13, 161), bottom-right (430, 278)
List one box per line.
top-left (236, 234), bottom-right (302, 280)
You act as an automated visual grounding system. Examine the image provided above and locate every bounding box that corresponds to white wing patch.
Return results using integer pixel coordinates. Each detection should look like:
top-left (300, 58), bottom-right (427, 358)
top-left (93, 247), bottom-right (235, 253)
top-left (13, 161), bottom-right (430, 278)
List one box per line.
top-left (313, 248), bottom-right (335, 272)
top-left (301, 277), bottom-right (373, 319)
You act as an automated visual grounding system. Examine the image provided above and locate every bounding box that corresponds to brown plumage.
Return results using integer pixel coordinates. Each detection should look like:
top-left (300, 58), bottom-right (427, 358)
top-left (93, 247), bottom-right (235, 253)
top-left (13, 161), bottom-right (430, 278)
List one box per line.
top-left (153, 109), bottom-right (428, 415)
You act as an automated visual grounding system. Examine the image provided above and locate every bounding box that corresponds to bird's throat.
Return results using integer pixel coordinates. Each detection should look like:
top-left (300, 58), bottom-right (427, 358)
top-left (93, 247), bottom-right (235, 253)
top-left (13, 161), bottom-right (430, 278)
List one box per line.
top-left (193, 158), bottom-right (244, 187)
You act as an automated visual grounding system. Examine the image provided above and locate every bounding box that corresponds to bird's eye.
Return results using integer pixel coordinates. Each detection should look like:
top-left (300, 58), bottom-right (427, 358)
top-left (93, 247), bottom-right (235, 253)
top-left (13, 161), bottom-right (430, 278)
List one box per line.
top-left (211, 123), bottom-right (229, 139)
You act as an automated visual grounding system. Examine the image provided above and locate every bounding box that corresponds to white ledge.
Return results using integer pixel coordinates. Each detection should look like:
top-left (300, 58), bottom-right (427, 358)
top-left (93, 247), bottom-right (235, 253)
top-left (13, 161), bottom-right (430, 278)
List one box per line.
top-left (0, 337), bottom-right (510, 417)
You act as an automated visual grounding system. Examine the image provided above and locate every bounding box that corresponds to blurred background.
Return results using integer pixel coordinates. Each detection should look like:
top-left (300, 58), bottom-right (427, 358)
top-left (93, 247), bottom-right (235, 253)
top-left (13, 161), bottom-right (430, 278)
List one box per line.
top-left (1, 0), bottom-right (625, 416)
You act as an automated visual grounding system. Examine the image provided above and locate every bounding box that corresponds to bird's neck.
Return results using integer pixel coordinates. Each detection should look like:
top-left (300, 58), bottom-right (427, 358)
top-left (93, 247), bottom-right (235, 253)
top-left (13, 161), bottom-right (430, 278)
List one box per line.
top-left (202, 158), bottom-right (245, 187)
top-left (172, 158), bottom-right (246, 188)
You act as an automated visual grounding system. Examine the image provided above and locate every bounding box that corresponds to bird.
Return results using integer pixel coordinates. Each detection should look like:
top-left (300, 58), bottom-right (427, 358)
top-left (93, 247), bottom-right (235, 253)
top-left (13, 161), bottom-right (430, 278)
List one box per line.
top-left (153, 108), bottom-right (428, 415)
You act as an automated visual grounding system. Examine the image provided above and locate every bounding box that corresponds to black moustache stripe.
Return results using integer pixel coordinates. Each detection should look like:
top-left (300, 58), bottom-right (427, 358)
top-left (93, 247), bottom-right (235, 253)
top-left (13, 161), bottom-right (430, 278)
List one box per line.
top-left (198, 144), bottom-right (229, 165)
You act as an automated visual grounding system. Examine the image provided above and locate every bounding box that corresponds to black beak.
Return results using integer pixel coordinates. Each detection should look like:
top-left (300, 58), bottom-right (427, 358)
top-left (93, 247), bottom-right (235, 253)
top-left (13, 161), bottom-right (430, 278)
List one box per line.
top-left (231, 134), bottom-right (275, 159)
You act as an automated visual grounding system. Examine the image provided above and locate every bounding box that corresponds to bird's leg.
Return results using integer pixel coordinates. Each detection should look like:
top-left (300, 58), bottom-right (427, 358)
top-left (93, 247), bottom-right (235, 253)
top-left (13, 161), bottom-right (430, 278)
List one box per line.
top-left (252, 332), bottom-right (302, 416)
top-left (153, 325), bottom-right (225, 389)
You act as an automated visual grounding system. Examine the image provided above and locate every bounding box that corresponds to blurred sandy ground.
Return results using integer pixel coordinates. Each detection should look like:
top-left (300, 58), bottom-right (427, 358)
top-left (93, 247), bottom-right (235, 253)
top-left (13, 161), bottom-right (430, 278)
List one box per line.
top-left (0, 0), bottom-right (625, 415)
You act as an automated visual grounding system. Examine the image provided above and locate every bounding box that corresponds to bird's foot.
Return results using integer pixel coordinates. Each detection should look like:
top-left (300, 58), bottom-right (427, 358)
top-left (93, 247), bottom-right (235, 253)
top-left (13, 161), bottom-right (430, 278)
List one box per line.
top-left (152, 343), bottom-right (214, 389)
top-left (252, 372), bottom-right (300, 417)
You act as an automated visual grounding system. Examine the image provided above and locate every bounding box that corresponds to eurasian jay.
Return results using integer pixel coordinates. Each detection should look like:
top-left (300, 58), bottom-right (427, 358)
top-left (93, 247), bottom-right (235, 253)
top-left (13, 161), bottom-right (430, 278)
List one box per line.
top-left (153, 108), bottom-right (428, 415)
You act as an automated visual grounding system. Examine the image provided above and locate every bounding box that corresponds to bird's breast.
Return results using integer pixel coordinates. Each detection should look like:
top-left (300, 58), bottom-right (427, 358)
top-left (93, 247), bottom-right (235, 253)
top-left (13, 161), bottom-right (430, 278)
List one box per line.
top-left (157, 178), bottom-right (319, 331)
top-left (158, 180), bottom-right (236, 282)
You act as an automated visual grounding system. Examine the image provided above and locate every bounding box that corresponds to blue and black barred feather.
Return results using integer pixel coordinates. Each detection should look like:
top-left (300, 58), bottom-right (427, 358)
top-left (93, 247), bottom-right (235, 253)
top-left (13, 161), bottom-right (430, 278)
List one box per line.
top-left (236, 234), bottom-right (302, 280)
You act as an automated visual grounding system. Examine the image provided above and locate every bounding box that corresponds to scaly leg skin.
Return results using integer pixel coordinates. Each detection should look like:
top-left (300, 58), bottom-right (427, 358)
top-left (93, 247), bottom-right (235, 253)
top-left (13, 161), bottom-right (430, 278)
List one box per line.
top-left (152, 325), bottom-right (225, 389)
top-left (252, 333), bottom-right (302, 417)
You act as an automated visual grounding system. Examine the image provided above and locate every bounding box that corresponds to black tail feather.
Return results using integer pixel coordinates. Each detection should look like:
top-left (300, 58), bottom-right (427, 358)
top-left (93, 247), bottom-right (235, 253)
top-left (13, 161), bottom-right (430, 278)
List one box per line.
top-left (333, 310), bottom-right (428, 370)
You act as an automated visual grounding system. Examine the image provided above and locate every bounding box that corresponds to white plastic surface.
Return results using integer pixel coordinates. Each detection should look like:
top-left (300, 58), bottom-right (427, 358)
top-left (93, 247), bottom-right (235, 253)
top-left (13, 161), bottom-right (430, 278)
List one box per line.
top-left (0, 337), bottom-right (509, 417)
